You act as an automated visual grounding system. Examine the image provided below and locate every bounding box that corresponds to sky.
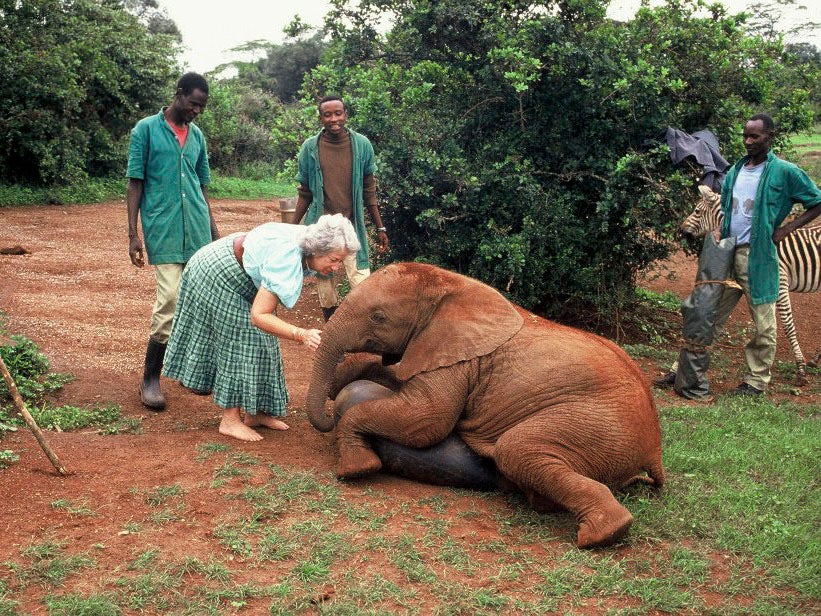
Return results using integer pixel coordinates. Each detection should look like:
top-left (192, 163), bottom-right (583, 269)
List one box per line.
top-left (159, 0), bottom-right (820, 74)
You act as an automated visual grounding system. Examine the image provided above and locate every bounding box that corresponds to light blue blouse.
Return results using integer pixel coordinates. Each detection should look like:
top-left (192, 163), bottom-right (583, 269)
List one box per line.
top-left (240, 223), bottom-right (314, 309)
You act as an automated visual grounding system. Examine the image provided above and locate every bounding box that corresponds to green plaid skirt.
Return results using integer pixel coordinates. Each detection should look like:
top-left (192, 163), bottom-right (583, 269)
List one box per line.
top-left (163, 234), bottom-right (288, 416)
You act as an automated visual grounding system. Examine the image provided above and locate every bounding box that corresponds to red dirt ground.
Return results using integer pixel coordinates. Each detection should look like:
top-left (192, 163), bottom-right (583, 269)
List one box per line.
top-left (0, 200), bottom-right (818, 613)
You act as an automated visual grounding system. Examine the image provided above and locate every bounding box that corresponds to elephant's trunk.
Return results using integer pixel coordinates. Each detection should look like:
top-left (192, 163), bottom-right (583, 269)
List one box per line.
top-left (306, 320), bottom-right (346, 432)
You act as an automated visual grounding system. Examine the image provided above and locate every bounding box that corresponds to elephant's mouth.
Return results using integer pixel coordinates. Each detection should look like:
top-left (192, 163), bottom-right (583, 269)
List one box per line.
top-left (357, 338), bottom-right (403, 365)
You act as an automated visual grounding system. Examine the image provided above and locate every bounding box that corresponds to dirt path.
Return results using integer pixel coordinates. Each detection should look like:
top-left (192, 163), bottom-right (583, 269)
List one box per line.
top-left (0, 200), bottom-right (818, 612)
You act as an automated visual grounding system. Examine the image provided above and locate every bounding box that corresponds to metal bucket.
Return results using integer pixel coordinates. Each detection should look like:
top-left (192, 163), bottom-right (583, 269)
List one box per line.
top-left (279, 197), bottom-right (297, 224)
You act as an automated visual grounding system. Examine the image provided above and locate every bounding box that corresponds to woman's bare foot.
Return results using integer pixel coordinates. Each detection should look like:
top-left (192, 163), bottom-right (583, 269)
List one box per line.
top-left (219, 408), bottom-right (263, 442)
top-left (244, 414), bottom-right (289, 431)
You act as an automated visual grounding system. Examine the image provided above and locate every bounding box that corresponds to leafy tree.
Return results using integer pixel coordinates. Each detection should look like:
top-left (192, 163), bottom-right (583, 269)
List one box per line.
top-left (306, 0), bottom-right (817, 326)
top-left (235, 32), bottom-right (327, 103)
top-left (195, 81), bottom-right (314, 176)
top-left (0, 0), bottom-right (179, 185)
top-left (220, 19), bottom-right (328, 104)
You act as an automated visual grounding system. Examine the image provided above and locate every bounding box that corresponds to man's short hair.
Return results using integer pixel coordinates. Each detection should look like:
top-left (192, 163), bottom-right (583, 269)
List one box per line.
top-left (318, 95), bottom-right (345, 112)
top-left (177, 72), bottom-right (209, 96)
top-left (749, 112), bottom-right (775, 133)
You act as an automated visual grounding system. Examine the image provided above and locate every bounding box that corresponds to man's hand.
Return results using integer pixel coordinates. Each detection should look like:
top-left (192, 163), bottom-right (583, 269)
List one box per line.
top-left (129, 236), bottom-right (145, 268)
top-left (712, 229), bottom-right (721, 243)
top-left (772, 224), bottom-right (792, 244)
top-left (376, 230), bottom-right (390, 253)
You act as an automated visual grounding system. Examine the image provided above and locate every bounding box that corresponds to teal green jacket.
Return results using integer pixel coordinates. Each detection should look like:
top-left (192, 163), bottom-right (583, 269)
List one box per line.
top-left (720, 151), bottom-right (821, 304)
top-left (296, 129), bottom-right (376, 270)
top-left (126, 109), bottom-right (212, 265)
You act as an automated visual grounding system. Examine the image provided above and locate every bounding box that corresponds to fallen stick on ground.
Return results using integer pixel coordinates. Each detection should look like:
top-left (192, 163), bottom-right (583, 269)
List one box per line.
top-left (0, 353), bottom-right (70, 476)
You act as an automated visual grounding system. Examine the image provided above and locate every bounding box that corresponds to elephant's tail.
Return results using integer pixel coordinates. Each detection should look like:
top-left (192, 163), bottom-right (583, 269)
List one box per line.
top-left (620, 460), bottom-right (666, 490)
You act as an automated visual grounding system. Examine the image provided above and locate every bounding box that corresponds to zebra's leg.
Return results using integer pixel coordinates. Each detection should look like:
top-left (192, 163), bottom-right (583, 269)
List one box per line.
top-left (776, 267), bottom-right (808, 386)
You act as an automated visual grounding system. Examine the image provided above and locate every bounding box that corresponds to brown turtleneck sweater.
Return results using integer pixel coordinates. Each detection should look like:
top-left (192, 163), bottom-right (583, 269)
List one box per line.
top-left (296, 129), bottom-right (378, 220)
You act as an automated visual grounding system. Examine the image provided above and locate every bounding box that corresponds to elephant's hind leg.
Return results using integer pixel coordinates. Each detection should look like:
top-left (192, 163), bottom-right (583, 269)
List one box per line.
top-left (494, 422), bottom-right (632, 549)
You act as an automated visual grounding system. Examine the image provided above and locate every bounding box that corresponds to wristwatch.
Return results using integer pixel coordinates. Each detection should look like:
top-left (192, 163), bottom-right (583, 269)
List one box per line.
top-left (376, 227), bottom-right (387, 232)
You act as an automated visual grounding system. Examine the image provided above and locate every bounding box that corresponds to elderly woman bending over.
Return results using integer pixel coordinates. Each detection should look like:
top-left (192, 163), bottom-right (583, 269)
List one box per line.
top-left (163, 214), bottom-right (360, 441)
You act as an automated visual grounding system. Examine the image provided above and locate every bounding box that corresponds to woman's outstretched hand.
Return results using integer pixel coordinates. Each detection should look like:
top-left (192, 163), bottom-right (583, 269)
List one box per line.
top-left (298, 327), bottom-right (322, 351)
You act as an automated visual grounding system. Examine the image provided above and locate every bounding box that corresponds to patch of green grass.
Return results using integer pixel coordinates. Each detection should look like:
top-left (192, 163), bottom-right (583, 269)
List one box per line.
top-left (97, 416), bottom-right (143, 435)
top-left (144, 484), bottom-right (183, 507)
top-left (213, 519), bottom-right (258, 558)
top-left (0, 170), bottom-right (296, 207)
top-left (390, 535), bottom-right (437, 584)
top-left (44, 592), bottom-right (121, 615)
top-left (50, 499), bottom-right (95, 517)
top-left (196, 442), bottom-right (231, 460)
top-left (207, 175), bottom-right (294, 200)
top-left (623, 342), bottom-right (677, 362)
top-left (10, 539), bottom-right (96, 588)
top-left (0, 177), bottom-right (125, 207)
top-left (789, 123), bottom-right (821, 182)
top-left (31, 402), bottom-right (122, 432)
top-left (146, 508), bottom-right (181, 525)
top-left (257, 529), bottom-right (297, 562)
top-left (211, 459), bottom-right (251, 486)
top-left (628, 396), bottom-right (820, 592)
top-left (0, 596), bottom-right (19, 616)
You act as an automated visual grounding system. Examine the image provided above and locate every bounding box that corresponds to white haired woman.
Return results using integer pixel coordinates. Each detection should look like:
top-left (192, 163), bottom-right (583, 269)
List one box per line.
top-left (163, 214), bottom-right (361, 441)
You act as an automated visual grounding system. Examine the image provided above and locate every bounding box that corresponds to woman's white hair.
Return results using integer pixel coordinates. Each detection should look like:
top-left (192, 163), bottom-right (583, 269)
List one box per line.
top-left (300, 213), bottom-right (361, 256)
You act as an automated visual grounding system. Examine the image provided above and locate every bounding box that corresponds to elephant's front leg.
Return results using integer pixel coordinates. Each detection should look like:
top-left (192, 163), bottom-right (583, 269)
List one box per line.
top-left (335, 367), bottom-right (469, 479)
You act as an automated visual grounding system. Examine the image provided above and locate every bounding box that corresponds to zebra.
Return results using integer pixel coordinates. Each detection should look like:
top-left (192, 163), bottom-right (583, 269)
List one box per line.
top-left (680, 185), bottom-right (820, 385)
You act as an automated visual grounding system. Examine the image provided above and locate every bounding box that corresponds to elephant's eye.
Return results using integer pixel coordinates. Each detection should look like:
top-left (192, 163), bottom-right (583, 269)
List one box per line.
top-left (370, 310), bottom-right (388, 324)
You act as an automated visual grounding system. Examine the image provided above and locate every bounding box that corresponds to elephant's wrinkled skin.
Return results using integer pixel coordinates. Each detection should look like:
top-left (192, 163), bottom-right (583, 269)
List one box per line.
top-left (307, 263), bottom-right (665, 548)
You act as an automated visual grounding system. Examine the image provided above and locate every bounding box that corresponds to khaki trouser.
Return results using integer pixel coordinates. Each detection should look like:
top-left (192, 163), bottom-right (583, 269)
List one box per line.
top-left (150, 263), bottom-right (184, 343)
top-left (675, 246), bottom-right (777, 390)
top-left (316, 252), bottom-right (370, 309)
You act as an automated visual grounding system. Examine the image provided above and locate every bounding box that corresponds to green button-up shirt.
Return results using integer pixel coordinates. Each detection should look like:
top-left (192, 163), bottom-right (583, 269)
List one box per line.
top-left (126, 109), bottom-right (212, 265)
top-left (296, 128), bottom-right (376, 270)
top-left (720, 151), bottom-right (821, 304)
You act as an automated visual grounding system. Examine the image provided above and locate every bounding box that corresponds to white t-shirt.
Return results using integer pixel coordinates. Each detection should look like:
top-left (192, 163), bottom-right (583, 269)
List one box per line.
top-left (729, 161), bottom-right (765, 245)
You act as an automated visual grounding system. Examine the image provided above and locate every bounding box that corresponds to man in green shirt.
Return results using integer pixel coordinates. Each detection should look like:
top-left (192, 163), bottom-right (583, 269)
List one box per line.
top-left (293, 96), bottom-right (389, 321)
top-left (126, 72), bottom-right (219, 410)
top-left (661, 113), bottom-right (820, 398)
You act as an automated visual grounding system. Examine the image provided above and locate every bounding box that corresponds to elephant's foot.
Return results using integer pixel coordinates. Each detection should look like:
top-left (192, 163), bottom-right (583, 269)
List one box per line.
top-left (337, 443), bottom-right (383, 479)
top-left (576, 500), bottom-right (633, 549)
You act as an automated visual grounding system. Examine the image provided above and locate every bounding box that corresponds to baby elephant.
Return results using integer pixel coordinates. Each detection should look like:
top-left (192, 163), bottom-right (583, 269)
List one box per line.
top-left (306, 263), bottom-right (665, 548)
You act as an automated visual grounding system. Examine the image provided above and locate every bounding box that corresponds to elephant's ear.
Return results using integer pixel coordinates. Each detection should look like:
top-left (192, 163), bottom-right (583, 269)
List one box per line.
top-left (394, 273), bottom-right (523, 380)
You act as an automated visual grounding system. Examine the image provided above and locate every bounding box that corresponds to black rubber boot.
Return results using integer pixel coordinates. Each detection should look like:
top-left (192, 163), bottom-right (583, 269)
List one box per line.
top-left (652, 372), bottom-right (676, 388)
top-left (140, 337), bottom-right (167, 411)
top-left (322, 306), bottom-right (338, 322)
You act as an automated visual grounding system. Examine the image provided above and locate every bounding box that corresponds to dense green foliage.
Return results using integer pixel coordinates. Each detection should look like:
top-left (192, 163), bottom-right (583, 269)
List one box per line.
top-left (0, 0), bottom-right (179, 185)
top-left (195, 81), bottom-right (312, 178)
top-left (306, 0), bottom-right (818, 319)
